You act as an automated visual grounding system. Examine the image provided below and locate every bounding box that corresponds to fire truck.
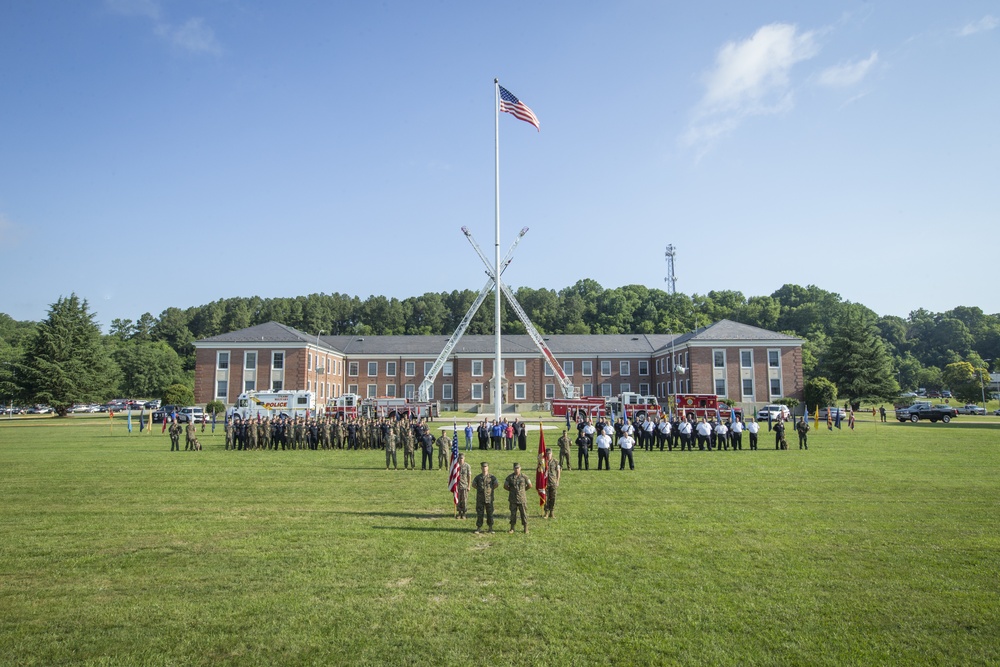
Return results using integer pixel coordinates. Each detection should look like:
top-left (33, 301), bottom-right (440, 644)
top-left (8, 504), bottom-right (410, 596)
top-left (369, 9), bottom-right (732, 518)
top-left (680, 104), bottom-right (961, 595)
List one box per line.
top-left (674, 394), bottom-right (743, 420)
top-left (328, 394), bottom-right (434, 420)
top-left (361, 396), bottom-right (434, 420)
top-left (551, 392), bottom-right (661, 424)
top-left (229, 390), bottom-right (315, 420)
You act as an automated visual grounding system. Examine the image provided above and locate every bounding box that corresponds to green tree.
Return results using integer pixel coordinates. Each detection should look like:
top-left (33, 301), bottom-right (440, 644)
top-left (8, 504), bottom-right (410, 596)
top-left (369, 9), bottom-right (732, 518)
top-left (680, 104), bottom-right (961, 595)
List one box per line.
top-left (112, 341), bottom-right (187, 398)
top-left (804, 377), bottom-right (837, 412)
top-left (18, 294), bottom-right (120, 416)
top-left (822, 306), bottom-right (898, 403)
top-left (163, 383), bottom-right (195, 406)
top-left (942, 361), bottom-right (987, 404)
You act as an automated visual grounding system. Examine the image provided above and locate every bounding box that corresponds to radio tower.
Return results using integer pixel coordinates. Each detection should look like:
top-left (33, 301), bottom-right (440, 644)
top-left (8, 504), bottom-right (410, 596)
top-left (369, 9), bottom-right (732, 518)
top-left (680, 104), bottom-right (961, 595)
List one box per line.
top-left (664, 244), bottom-right (677, 295)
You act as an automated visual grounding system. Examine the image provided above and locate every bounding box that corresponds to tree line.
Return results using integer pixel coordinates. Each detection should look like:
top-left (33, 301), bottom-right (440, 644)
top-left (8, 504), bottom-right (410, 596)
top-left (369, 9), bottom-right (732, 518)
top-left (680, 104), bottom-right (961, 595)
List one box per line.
top-left (1, 281), bottom-right (997, 414)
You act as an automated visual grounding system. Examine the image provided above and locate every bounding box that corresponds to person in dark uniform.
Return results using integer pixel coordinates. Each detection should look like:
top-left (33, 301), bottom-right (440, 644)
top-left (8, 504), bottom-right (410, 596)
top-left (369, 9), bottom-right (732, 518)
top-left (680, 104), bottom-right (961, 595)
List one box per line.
top-left (796, 417), bottom-right (810, 449)
top-left (421, 428), bottom-right (435, 470)
top-left (575, 429), bottom-right (592, 470)
top-left (169, 420), bottom-right (181, 451)
top-left (774, 419), bottom-right (786, 450)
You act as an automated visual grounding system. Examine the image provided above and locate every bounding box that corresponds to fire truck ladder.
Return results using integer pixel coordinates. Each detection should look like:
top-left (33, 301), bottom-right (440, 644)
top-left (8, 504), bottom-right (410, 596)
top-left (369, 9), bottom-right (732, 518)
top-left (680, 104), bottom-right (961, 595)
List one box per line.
top-left (416, 227), bottom-right (528, 403)
top-left (461, 227), bottom-right (578, 400)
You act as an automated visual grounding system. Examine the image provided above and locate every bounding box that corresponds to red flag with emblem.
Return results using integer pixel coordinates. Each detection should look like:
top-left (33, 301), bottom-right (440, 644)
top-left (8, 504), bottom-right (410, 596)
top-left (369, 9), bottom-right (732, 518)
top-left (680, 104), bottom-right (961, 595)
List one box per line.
top-left (536, 425), bottom-right (547, 508)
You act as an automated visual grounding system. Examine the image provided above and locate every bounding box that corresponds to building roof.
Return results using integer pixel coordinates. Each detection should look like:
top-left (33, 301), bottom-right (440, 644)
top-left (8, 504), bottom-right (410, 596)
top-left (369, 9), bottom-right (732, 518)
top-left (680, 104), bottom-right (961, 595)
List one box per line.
top-left (194, 320), bottom-right (798, 355)
top-left (668, 319), bottom-right (801, 348)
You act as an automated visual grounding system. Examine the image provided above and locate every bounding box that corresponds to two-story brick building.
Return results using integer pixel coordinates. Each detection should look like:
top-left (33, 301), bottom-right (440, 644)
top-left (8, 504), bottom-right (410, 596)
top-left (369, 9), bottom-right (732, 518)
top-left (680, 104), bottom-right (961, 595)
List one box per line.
top-left (194, 319), bottom-right (803, 412)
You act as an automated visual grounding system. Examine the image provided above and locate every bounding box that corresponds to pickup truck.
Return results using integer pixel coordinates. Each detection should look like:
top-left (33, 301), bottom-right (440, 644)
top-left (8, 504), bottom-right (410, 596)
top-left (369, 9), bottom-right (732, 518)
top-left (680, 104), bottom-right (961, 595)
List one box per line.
top-left (955, 404), bottom-right (986, 416)
top-left (895, 402), bottom-right (958, 423)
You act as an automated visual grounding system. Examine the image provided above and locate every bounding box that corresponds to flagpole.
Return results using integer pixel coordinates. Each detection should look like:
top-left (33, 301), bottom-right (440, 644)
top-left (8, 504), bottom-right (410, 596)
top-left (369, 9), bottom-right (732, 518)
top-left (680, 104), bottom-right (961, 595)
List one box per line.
top-left (493, 78), bottom-right (502, 422)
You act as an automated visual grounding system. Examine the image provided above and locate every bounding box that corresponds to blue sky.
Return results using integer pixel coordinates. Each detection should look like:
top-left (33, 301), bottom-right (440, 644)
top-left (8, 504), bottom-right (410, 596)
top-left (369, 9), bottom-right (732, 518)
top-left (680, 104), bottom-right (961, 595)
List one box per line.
top-left (1, 1), bottom-right (998, 329)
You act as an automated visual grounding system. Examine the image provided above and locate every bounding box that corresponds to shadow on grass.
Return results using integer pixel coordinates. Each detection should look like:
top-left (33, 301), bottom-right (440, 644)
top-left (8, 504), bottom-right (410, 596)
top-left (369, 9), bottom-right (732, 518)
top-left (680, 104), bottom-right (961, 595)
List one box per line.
top-left (371, 525), bottom-right (475, 533)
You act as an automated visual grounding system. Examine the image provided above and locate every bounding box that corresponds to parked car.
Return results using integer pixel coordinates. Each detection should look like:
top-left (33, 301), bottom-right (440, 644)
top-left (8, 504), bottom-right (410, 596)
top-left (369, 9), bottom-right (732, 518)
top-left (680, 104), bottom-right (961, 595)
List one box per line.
top-left (942, 390), bottom-right (952, 398)
top-left (955, 404), bottom-right (987, 416)
top-left (178, 407), bottom-right (206, 424)
top-left (4, 406), bottom-right (26, 415)
top-left (756, 404), bottom-right (791, 421)
top-left (994, 408), bottom-right (1000, 416)
top-left (152, 405), bottom-right (181, 423)
top-left (143, 399), bottom-right (161, 410)
top-left (27, 405), bottom-right (53, 414)
top-left (818, 407), bottom-right (850, 421)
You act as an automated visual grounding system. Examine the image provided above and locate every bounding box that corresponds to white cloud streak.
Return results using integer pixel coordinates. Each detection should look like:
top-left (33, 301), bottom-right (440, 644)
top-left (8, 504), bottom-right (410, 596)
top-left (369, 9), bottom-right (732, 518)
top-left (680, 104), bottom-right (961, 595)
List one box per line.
top-left (106, 0), bottom-right (221, 55)
top-left (817, 51), bottom-right (878, 87)
top-left (683, 23), bottom-right (819, 151)
top-left (959, 15), bottom-right (998, 36)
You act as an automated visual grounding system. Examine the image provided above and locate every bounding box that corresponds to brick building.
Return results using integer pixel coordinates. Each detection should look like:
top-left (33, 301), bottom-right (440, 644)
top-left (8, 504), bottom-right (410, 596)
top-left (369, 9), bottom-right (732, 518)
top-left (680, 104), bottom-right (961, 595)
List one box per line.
top-left (194, 319), bottom-right (803, 412)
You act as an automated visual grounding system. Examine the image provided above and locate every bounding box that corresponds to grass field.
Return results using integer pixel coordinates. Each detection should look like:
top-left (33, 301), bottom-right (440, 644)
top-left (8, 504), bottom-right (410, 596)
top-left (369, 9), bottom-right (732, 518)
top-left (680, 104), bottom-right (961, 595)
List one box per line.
top-left (1, 414), bottom-right (999, 666)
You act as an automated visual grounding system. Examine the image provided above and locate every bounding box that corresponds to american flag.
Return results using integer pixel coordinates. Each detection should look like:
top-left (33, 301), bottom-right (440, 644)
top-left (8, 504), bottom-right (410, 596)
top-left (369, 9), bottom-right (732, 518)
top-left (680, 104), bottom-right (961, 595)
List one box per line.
top-left (499, 85), bottom-right (540, 131)
top-left (448, 424), bottom-right (460, 507)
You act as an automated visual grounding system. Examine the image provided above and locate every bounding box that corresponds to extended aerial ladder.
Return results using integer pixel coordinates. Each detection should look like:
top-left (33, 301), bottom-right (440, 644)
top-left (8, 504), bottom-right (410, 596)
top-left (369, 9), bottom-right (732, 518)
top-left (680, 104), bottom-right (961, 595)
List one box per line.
top-left (417, 227), bottom-right (527, 402)
top-left (417, 227), bottom-right (579, 402)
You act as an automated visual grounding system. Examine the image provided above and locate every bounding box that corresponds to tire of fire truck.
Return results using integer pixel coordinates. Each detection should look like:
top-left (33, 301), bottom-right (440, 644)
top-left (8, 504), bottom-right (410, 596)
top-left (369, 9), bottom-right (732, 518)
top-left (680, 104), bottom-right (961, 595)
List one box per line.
top-left (634, 410), bottom-right (647, 425)
top-left (574, 408), bottom-right (589, 423)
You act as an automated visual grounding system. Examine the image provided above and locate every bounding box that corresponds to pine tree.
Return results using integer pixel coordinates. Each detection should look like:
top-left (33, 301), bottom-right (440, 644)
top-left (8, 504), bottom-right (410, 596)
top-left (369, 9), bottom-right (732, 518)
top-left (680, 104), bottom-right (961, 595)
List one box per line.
top-left (18, 294), bottom-right (119, 416)
top-left (822, 306), bottom-right (899, 403)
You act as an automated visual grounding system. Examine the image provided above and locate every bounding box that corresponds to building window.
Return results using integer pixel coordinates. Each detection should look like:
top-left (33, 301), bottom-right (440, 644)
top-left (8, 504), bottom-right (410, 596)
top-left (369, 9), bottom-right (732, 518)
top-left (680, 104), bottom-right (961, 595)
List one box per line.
top-left (426, 385), bottom-right (434, 400)
top-left (768, 350), bottom-right (780, 368)
top-left (620, 383), bottom-right (631, 394)
top-left (582, 383), bottom-right (593, 396)
top-left (443, 361), bottom-right (453, 377)
top-left (424, 361), bottom-right (433, 376)
top-left (348, 384), bottom-right (358, 395)
top-left (715, 378), bottom-right (727, 397)
top-left (217, 351), bottom-right (229, 370)
top-left (544, 362), bottom-right (554, 376)
top-left (308, 353), bottom-right (313, 371)
top-left (582, 360), bottom-right (593, 376)
top-left (272, 379), bottom-right (283, 391)
top-left (367, 384), bottom-right (377, 398)
top-left (639, 383), bottom-right (649, 395)
top-left (514, 383), bottom-right (526, 401)
top-left (404, 384), bottom-right (415, 399)
top-left (386, 361), bottom-right (396, 376)
top-left (620, 361), bottom-right (630, 376)
top-left (601, 361), bottom-right (612, 376)
top-left (713, 350), bottom-right (726, 368)
top-left (742, 379), bottom-right (754, 397)
top-left (600, 383), bottom-right (612, 397)
top-left (770, 378), bottom-right (782, 396)
top-left (514, 360), bottom-right (526, 377)
top-left (216, 380), bottom-right (227, 399)
top-left (244, 379), bottom-right (255, 392)
top-left (244, 351), bottom-right (256, 369)
top-left (367, 361), bottom-right (377, 377)
top-left (741, 350), bottom-right (753, 368)
top-left (471, 360), bottom-right (483, 377)
top-left (544, 384), bottom-right (555, 399)
top-left (404, 361), bottom-right (415, 377)
top-left (272, 351), bottom-right (284, 370)
top-left (348, 362), bottom-right (359, 377)
top-left (638, 360), bottom-right (648, 376)
top-left (563, 360), bottom-right (574, 376)
top-left (471, 383), bottom-right (483, 400)
top-left (442, 384), bottom-right (453, 400)
top-left (386, 384), bottom-right (396, 398)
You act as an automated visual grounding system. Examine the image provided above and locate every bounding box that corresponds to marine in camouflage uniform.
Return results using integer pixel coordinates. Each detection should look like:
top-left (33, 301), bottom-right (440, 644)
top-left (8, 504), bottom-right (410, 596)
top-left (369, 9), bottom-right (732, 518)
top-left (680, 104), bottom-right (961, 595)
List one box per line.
top-left (402, 423), bottom-right (416, 470)
top-left (503, 463), bottom-right (532, 534)
top-left (169, 421), bottom-right (182, 451)
top-left (385, 425), bottom-right (398, 469)
top-left (224, 419), bottom-right (233, 450)
top-left (543, 450), bottom-right (560, 518)
top-left (456, 453), bottom-right (471, 519)
top-left (557, 430), bottom-right (572, 470)
top-left (185, 422), bottom-right (196, 450)
top-left (248, 420), bottom-right (258, 449)
top-left (437, 433), bottom-right (450, 470)
top-left (471, 462), bottom-right (499, 533)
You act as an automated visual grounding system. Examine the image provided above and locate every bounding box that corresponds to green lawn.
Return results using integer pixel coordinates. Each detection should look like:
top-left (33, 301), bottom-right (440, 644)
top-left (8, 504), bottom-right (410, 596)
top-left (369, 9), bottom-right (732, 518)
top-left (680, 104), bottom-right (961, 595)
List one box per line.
top-left (1, 414), bottom-right (998, 666)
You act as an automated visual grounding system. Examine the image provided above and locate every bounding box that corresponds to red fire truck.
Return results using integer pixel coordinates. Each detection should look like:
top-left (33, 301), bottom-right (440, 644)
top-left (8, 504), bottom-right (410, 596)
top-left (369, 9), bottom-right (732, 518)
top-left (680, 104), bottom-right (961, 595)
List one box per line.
top-left (551, 392), bottom-right (661, 424)
top-left (328, 394), bottom-right (434, 420)
top-left (674, 394), bottom-right (742, 420)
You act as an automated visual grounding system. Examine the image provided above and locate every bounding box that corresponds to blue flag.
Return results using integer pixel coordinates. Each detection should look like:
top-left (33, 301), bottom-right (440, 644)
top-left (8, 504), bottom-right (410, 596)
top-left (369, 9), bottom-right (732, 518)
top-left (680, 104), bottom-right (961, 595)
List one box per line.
top-left (211, 410), bottom-right (217, 433)
top-left (127, 407), bottom-right (133, 433)
top-left (835, 409), bottom-right (843, 430)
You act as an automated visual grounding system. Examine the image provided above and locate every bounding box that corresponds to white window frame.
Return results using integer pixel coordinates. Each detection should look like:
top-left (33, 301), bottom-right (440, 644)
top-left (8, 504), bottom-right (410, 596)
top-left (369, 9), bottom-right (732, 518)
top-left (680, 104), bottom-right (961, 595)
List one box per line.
top-left (620, 360), bottom-right (630, 376)
top-left (514, 360), bottom-right (526, 377)
top-left (582, 360), bottom-right (593, 376)
top-left (244, 351), bottom-right (256, 370)
top-left (768, 349), bottom-right (781, 369)
top-left (348, 361), bottom-right (358, 377)
top-left (348, 384), bottom-right (358, 395)
top-left (601, 360), bottom-right (612, 376)
top-left (471, 360), bottom-right (483, 377)
top-left (563, 360), bottom-right (574, 376)
top-left (386, 361), bottom-right (397, 376)
top-left (471, 383), bottom-right (484, 400)
top-left (386, 384), bottom-right (396, 398)
top-left (742, 378), bottom-right (754, 397)
top-left (620, 382), bottom-right (631, 394)
top-left (600, 383), bottom-right (612, 397)
top-left (740, 350), bottom-right (753, 369)
top-left (770, 378), bottom-right (782, 397)
top-left (715, 378), bottom-right (727, 398)
top-left (639, 383), bottom-right (649, 395)
top-left (514, 383), bottom-right (526, 401)
top-left (582, 383), bottom-right (593, 396)
top-left (544, 383), bottom-right (555, 399)
top-left (713, 350), bottom-right (726, 368)
top-left (404, 384), bottom-right (415, 400)
top-left (216, 379), bottom-right (228, 399)
top-left (217, 351), bottom-right (230, 370)
top-left (405, 361), bottom-right (415, 377)
top-left (443, 361), bottom-right (453, 377)
top-left (367, 361), bottom-right (377, 377)
top-left (544, 362), bottom-right (554, 377)
top-left (638, 360), bottom-right (649, 376)
top-left (366, 384), bottom-right (377, 398)
top-left (424, 361), bottom-right (433, 376)
top-left (442, 384), bottom-right (453, 400)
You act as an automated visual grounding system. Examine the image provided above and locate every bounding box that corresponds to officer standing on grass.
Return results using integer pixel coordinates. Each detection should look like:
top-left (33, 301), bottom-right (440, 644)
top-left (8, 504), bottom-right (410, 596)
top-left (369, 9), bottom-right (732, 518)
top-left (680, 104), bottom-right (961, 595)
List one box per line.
top-left (796, 416), bottom-right (810, 450)
top-left (504, 462), bottom-right (532, 534)
top-left (543, 449), bottom-right (560, 519)
top-left (557, 429), bottom-right (572, 470)
top-left (472, 462), bottom-right (499, 533)
top-left (456, 453), bottom-right (471, 519)
top-left (169, 419), bottom-right (181, 451)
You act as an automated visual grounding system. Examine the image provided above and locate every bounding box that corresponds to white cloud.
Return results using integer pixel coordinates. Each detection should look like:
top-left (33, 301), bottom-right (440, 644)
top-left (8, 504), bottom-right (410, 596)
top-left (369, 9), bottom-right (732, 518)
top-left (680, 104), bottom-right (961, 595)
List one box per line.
top-left (156, 18), bottom-right (222, 55)
top-left (959, 15), bottom-right (999, 36)
top-left (107, 0), bottom-right (221, 55)
top-left (684, 23), bottom-right (819, 150)
top-left (817, 51), bottom-right (878, 87)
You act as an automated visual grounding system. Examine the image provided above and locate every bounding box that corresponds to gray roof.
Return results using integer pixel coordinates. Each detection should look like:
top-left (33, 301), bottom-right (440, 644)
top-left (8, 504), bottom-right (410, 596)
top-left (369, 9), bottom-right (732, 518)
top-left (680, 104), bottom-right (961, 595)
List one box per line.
top-left (668, 319), bottom-right (801, 348)
top-left (196, 320), bottom-right (796, 355)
